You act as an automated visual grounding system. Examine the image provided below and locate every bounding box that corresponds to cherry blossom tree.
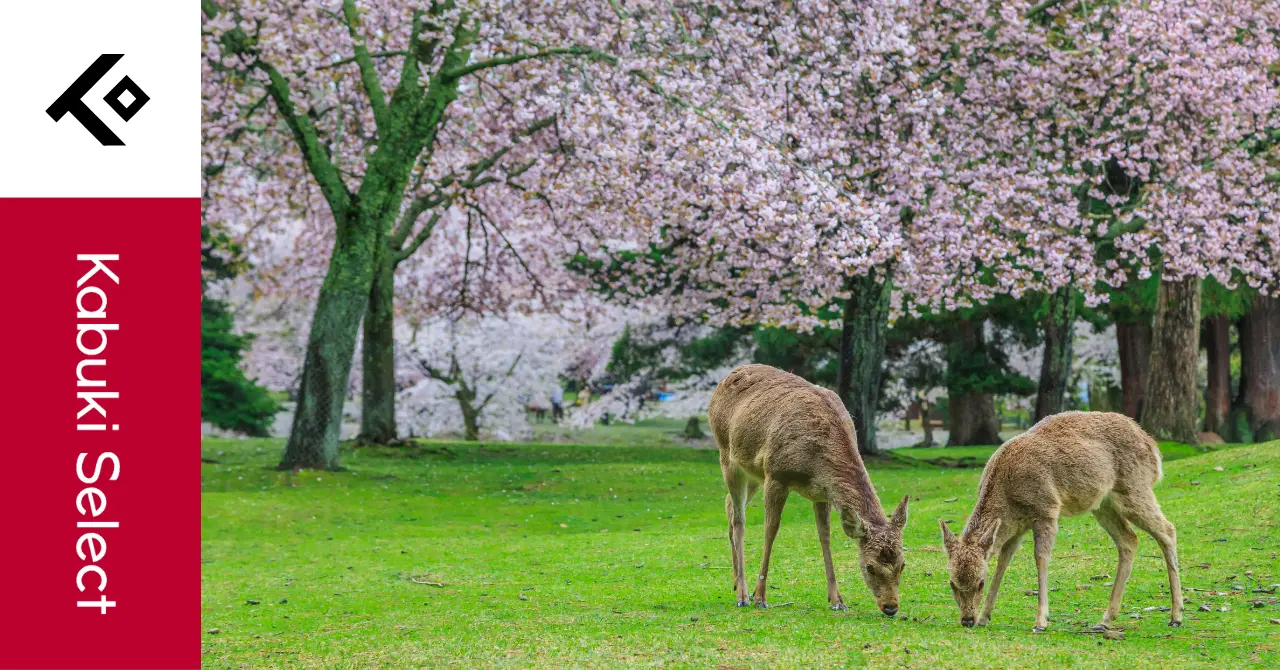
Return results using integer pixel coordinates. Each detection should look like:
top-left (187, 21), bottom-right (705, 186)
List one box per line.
top-left (553, 0), bottom-right (1280, 447)
top-left (396, 311), bottom-right (617, 440)
top-left (548, 0), bottom-right (1111, 451)
top-left (202, 0), bottom-right (672, 468)
top-left (204, 0), bottom-right (1280, 460)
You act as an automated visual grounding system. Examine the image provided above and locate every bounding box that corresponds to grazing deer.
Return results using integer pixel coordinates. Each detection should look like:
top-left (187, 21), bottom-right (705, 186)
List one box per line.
top-left (709, 364), bottom-right (909, 615)
top-left (940, 411), bottom-right (1183, 631)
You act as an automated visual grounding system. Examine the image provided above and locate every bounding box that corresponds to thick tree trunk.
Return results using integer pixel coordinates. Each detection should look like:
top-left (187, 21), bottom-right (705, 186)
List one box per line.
top-left (1202, 315), bottom-right (1231, 435)
top-left (1116, 320), bottom-right (1152, 420)
top-left (948, 393), bottom-right (1001, 446)
top-left (1034, 287), bottom-right (1076, 421)
top-left (835, 272), bottom-right (893, 456)
top-left (279, 214), bottom-right (379, 470)
top-left (1141, 277), bottom-right (1201, 444)
top-left (358, 250), bottom-right (398, 444)
top-left (947, 319), bottom-right (1003, 446)
top-left (1229, 295), bottom-right (1280, 442)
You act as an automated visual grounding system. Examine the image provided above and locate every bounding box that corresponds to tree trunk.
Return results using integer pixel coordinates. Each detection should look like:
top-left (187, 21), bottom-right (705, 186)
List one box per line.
top-left (948, 392), bottom-right (1001, 446)
top-left (683, 416), bottom-right (706, 439)
top-left (358, 250), bottom-right (398, 444)
top-left (1116, 320), bottom-right (1152, 420)
top-left (1230, 294), bottom-right (1280, 442)
top-left (835, 272), bottom-right (893, 456)
top-left (946, 319), bottom-right (1003, 446)
top-left (1202, 315), bottom-right (1231, 435)
top-left (1225, 315), bottom-right (1252, 442)
top-left (1034, 287), bottom-right (1076, 421)
top-left (920, 399), bottom-right (935, 447)
top-left (459, 394), bottom-right (481, 441)
top-left (279, 213), bottom-right (378, 470)
top-left (1141, 277), bottom-right (1201, 444)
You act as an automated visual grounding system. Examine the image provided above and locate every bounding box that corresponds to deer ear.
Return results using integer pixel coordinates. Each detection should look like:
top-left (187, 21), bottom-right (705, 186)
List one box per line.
top-left (841, 509), bottom-right (867, 540)
top-left (890, 494), bottom-right (909, 531)
top-left (939, 519), bottom-right (957, 553)
top-left (977, 519), bottom-right (1002, 557)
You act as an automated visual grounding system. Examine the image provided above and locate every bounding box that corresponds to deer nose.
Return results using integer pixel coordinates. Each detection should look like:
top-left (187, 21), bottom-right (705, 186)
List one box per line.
top-left (882, 604), bottom-right (898, 617)
top-left (961, 617), bottom-right (975, 628)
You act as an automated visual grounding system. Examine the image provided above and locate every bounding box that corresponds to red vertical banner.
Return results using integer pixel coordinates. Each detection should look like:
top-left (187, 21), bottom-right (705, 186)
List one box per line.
top-left (0, 199), bottom-right (200, 668)
top-left (0, 2), bottom-right (199, 663)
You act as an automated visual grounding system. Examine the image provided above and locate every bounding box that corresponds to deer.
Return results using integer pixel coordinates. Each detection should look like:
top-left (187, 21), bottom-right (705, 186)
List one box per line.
top-left (939, 411), bottom-right (1183, 632)
top-left (708, 364), bottom-right (909, 615)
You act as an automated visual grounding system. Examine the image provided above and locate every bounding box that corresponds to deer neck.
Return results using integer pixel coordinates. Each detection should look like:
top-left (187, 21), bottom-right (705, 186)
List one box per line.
top-left (828, 460), bottom-right (887, 527)
top-left (962, 482), bottom-right (1002, 540)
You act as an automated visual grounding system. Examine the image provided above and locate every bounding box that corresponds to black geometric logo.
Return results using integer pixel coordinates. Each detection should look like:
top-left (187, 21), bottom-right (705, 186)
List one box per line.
top-left (47, 54), bottom-right (150, 146)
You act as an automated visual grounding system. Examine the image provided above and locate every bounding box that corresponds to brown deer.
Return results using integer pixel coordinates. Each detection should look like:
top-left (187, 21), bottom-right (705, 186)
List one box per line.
top-left (708, 364), bottom-right (909, 615)
top-left (940, 411), bottom-right (1183, 631)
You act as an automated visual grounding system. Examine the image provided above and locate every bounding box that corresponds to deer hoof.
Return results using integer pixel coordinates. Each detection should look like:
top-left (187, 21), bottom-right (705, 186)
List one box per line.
top-left (735, 599), bottom-right (750, 607)
top-left (830, 602), bottom-right (847, 611)
top-left (1168, 620), bottom-right (1182, 628)
top-left (1033, 626), bottom-right (1047, 633)
top-left (1090, 624), bottom-right (1109, 632)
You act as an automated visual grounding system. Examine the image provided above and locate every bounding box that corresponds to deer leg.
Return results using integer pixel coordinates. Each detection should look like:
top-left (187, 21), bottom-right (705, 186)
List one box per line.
top-left (1121, 491), bottom-right (1183, 627)
top-left (813, 501), bottom-right (844, 610)
top-left (1031, 518), bottom-right (1058, 631)
top-left (751, 478), bottom-right (788, 607)
top-left (1092, 498), bottom-right (1138, 630)
top-left (723, 467), bottom-right (750, 607)
top-left (977, 529), bottom-right (1024, 626)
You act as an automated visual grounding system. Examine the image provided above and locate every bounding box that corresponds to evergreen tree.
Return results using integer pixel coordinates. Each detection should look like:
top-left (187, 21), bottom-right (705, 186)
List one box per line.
top-left (202, 225), bottom-right (279, 436)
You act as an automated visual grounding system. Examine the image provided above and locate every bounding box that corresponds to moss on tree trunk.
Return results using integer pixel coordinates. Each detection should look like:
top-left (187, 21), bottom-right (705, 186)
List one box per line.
top-left (1034, 287), bottom-right (1076, 421)
top-left (1202, 315), bottom-right (1231, 435)
top-left (834, 272), bottom-right (892, 456)
top-left (1141, 277), bottom-right (1201, 444)
top-left (279, 212), bottom-right (379, 470)
top-left (358, 249), bottom-right (398, 444)
top-left (1116, 320), bottom-right (1152, 420)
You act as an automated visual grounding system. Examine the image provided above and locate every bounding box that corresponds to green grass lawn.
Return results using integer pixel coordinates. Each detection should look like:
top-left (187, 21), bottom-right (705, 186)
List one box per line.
top-left (202, 436), bottom-right (1280, 668)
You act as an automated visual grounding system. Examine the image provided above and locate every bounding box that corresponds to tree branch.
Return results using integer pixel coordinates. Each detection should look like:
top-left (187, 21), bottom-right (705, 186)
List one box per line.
top-left (395, 210), bottom-right (445, 264)
top-left (460, 114), bottom-right (557, 188)
top-left (1025, 0), bottom-right (1065, 20)
top-left (256, 59), bottom-right (353, 222)
top-left (470, 203), bottom-right (547, 299)
top-left (316, 50), bottom-right (409, 71)
top-left (417, 357), bottom-right (451, 383)
top-left (341, 0), bottom-right (392, 133)
top-left (440, 45), bottom-right (606, 80)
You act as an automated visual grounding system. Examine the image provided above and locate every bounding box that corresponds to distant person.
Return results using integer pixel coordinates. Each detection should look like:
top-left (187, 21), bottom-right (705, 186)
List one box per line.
top-left (551, 386), bottom-right (564, 423)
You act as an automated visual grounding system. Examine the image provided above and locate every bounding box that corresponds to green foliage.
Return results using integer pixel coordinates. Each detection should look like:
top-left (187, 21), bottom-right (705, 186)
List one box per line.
top-left (202, 434), bottom-right (1280, 666)
top-left (944, 343), bottom-right (1036, 395)
top-left (606, 323), bottom-right (750, 383)
top-left (1084, 273), bottom-right (1253, 330)
top-left (1201, 276), bottom-right (1254, 320)
top-left (750, 325), bottom-right (840, 386)
top-left (201, 225), bottom-right (279, 436)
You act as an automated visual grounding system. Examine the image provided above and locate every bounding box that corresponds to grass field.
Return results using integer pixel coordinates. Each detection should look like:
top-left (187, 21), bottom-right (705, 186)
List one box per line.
top-left (202, 435), bottom-right (1280, 668)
